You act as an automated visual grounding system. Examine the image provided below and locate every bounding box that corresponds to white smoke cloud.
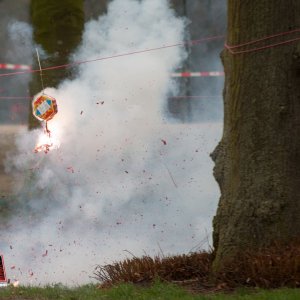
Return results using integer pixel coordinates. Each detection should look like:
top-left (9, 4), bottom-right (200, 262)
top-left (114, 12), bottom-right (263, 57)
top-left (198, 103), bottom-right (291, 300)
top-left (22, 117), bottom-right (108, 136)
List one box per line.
top-left (1, 0), bottom-right (222, 285)
top-left (6, 20), bottom-right (33, 63)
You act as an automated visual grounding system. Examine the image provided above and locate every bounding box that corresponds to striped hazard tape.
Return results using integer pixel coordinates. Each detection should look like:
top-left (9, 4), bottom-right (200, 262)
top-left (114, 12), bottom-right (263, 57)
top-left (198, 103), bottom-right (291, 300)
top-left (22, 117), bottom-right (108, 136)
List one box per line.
top-left (171, 71), bottom-right (224, 77)
top-left (0, 63), bottom-right (31, 70)
top-left (0, 64), bottom-right (222, 76)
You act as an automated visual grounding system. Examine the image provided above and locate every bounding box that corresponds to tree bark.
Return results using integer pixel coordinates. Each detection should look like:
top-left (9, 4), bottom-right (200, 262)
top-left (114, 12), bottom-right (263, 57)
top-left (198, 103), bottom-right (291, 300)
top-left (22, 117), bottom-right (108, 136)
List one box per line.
top-left (212, 0), bottom-right (300, 270)
top-left (29, 0), bottom-right (84, 128)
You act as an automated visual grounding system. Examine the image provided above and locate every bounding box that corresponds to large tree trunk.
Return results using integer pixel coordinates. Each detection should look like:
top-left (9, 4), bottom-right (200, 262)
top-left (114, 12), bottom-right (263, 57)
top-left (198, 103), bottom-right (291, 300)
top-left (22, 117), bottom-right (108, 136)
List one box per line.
top-left (212, 0), bottom-right (300, 269)
top-left (28, 0), bottom-right (84, 128)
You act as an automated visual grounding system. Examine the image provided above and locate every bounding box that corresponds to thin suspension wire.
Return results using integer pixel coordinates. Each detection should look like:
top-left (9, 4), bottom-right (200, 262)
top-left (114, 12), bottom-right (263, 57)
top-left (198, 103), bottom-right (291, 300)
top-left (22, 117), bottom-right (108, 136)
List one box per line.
top-left (0, 35), bottom-right (225, 78)
top-left (225, 28), bottom-right (300, 54)
top-left (35, 48), bottom-right (45, 94)
top-left (226, 28), bottom-right (300, 49)
top-left (0, 28), bottom-right (299, 77)
top-left (35, 48), bottom-right (50, 136)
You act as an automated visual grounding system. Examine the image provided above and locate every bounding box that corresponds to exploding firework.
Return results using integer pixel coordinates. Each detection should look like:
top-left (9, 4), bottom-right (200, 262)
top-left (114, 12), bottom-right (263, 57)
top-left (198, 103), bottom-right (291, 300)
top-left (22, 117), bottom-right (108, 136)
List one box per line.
top-left (34, 123), bottom-right (61, 154)
top-left (32, 93), bottom-right (60, 154)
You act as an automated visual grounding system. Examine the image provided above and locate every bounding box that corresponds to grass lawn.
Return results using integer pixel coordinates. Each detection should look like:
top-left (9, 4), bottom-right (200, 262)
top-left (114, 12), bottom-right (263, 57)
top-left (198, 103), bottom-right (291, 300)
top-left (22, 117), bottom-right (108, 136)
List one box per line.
top-left (0, 281), bottom-right (299, 300)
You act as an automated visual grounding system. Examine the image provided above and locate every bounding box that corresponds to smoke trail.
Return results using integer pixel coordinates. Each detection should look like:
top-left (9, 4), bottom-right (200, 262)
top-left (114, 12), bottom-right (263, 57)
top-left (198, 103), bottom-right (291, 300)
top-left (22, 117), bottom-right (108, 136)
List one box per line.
top-left (7, 21), bottom-right (33, 64)
top-left (1, 0), bottom-right (222, 285)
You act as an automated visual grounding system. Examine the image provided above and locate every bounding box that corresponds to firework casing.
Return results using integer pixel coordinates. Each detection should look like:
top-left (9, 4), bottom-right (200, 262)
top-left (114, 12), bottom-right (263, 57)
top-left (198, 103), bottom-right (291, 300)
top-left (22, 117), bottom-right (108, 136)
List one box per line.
top-left (32, 94), bottom-right (58, 121)
top-left (0, 255), bottom-right (8, 287)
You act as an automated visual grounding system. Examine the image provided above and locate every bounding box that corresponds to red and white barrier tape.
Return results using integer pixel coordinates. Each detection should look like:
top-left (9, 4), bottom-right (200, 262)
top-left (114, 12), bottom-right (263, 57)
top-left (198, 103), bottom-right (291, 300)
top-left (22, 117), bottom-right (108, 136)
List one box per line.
top-left (0, 64), bottom-right (223, 77)
top-left (171, 71), bottom-right (224, 77)
top-left (0, 64), bottom-right (31, 70)
top-left (0, 63), bottom-right (224, 78)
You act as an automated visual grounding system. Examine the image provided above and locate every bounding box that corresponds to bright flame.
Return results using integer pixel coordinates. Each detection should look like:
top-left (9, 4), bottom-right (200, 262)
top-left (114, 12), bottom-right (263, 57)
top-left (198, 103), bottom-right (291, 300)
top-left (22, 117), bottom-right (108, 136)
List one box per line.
top-left (34, 123), bottom-right (60, 154)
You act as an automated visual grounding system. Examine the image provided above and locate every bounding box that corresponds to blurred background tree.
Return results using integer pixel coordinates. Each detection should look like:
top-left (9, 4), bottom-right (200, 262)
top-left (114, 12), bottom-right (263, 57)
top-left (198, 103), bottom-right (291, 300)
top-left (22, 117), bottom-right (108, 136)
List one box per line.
top-left (28, 0), bottom-right (85, 128)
